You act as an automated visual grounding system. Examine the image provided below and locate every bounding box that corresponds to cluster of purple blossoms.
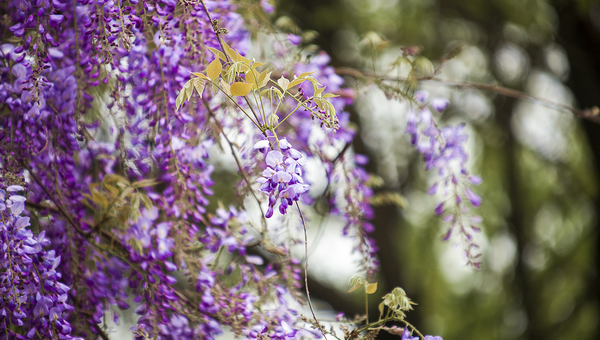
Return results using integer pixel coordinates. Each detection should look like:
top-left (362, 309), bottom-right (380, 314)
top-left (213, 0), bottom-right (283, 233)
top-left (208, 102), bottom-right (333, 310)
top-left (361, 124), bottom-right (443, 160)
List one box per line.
top-left (402, 328), bottom-right (443, 340)
top-left (407, 90), bottom-right (483, 267)
top-left (254, 139), bottom-right (309, 218)
top-left (0, 0), bottom-right (450, 336)
top-left (0, 186), bottom-right (77, 339)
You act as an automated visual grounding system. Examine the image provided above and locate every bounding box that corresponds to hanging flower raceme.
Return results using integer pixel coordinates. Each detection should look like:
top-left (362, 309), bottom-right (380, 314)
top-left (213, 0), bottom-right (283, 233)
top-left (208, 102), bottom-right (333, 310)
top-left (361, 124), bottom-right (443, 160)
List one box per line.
top-left (407, 90), bottom-right (483, 267)
top-left (254, 139), bottom-right (309, 218)
top-left (0, 186), bottom-right (77, 339)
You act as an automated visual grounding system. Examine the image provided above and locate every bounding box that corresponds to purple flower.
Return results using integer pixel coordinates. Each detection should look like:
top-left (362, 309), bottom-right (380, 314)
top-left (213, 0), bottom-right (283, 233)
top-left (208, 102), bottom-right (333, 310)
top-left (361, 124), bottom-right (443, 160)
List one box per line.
top-left (288, 34), bottom-right (302, 46)
top-left (257, 141), bottom-right (309, 217)
top-left (402, 329), bottom-right (419, 340)
top-left (408, 90), bottom-right (484, 267)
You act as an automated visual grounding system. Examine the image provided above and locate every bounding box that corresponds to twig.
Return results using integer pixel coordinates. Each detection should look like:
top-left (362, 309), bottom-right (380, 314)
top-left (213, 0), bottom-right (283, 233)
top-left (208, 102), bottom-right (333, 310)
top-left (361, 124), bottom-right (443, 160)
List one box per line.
top-left (25, 200), bottom-right (59, 213)
top-left (22, 162), bottom-right (88, 236)
top-left (198, 0), bottom-right (264, 126)
top-left (296, 202), bottom-right (327, 340)
top-left (334, 67), bottom-right (600, 124)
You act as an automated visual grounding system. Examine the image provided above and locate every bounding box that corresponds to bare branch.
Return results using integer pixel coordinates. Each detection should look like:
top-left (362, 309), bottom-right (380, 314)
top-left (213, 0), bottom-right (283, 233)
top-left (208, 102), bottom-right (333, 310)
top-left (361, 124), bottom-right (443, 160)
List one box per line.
top-left (335, 67), bottom-right (600, 124)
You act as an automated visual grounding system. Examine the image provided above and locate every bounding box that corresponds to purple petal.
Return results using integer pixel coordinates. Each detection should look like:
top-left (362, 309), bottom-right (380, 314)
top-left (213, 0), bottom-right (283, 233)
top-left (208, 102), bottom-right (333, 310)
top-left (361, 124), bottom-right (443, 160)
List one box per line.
top-left (246, 255), bottom-right (264, 265)
top-left (253, 140), bottom-right (270, 150)
top-left (465, 188), bottom-right (482, 207)
top-left (431, 98), bottom-right (450, 111)
top-left (442, 228), bottom-right (453, 241)
top-left (265, 151), bottom-right (283, 168)
top-left (415, 90), bottom-right (429, 104)
top-left (435, 203), bottom-right (444, 215)
top-left (288, 34), bottom-right (302, 45)
top-left (468, 176), bottom-right (483, 185)
top-left (428, 183), bottom-right (438, 195)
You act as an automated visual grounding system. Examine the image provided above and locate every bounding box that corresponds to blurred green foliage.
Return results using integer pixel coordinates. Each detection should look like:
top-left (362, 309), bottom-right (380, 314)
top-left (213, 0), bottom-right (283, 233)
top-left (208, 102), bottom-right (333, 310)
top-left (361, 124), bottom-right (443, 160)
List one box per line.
top-left (274, 0), bottom-right (600, 339)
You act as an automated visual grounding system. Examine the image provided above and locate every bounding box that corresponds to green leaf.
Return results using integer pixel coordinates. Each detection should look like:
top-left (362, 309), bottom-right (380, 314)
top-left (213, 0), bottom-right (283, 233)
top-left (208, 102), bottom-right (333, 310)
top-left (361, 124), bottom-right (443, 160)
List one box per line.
top-left (230, 82), bottom-right (253, 96)
top-left (348, 276), bottom-right (365, 293)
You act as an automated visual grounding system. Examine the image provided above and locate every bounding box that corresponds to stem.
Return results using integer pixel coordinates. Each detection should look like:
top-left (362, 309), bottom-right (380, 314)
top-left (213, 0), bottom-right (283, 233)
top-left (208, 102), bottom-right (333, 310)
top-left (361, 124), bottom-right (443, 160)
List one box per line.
top-left (296, 202), bottom-right (327, 340)
top-left (400, 319), bottom-right (425, 340)
top-left (365, 288), bottom-right (369, 325)
top-left (274, 99), bottom-right (309, 130)
top-left (208, 79), bottom-right (261, 129)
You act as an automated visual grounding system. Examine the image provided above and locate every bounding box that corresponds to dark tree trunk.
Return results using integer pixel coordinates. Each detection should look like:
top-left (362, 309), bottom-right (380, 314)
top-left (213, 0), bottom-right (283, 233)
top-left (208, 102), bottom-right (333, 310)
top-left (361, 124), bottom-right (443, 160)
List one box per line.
top-left (555, 4), bottom-right (600, 339)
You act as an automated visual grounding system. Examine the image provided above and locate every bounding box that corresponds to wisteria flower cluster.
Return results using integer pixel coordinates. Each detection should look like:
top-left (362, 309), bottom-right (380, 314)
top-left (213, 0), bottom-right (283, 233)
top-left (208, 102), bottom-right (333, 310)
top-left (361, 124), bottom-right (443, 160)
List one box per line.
top-left (0, 186), bottom-right (76, 339)
top-left (0, 0), bottom-right (458, 337)
top-left (407, 90), bottom-right (483, 267)
top-left (254, 139), bottom-right (309, 217)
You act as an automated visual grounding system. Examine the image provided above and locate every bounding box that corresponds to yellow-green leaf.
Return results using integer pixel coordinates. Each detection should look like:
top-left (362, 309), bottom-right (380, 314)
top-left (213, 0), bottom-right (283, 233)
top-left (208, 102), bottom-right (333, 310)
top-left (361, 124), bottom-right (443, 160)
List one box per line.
top-left (191, 72), bottom-right (210, 80)
top-left (298, 71), bottom-right (316, 78)
top-left (133, 179), bottom-right (158, 188)
top-left (206, 58), bottom-right (222, 80)
top-left (314, 86), bottom-right (325, 97)
top-left (220, 79), bottom-right (232, 96)
top-left (277, 76), bottom-right (290, 91)
top-left (314, 98), bottom-right (324, 110)
top-left (259, 70), bottom-right (271, 88)
top-left (288, 78), bottom-right (305, 89)
top-left (104, 184), bottom-right (119, 196)
top-left (192, 78), bottom-right (205, 98)
top-left (120, 186), bottom-right (135, 198)
top-left (80, 198), bottom-right (95, 210)
top-left (246, 70), bottom-right (259, 88)
top-left (207, 47), bottom-right (226, 61)
top-left (91, 191), bottom-right (108, 208)
top-left (230, 82), bottom-right (253, 96)
top-left (222, 41), bottom-right (238, 61)
top-left (366, 282), bottom-right (378, 294)
top-left (176, 79), bottom-right (193, 110)
top-left (140, 194), bottom-right (153, 210)
top-left (103, 174), bottom-right (129, 184)
top-left (348, 276), bottom-right (365, 293)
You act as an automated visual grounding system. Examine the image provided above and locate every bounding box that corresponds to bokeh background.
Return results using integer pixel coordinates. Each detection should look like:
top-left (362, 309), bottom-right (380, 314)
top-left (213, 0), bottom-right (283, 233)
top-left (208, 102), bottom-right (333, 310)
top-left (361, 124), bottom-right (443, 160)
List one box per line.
top-left (264, 0), bottom-right (600, 340)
